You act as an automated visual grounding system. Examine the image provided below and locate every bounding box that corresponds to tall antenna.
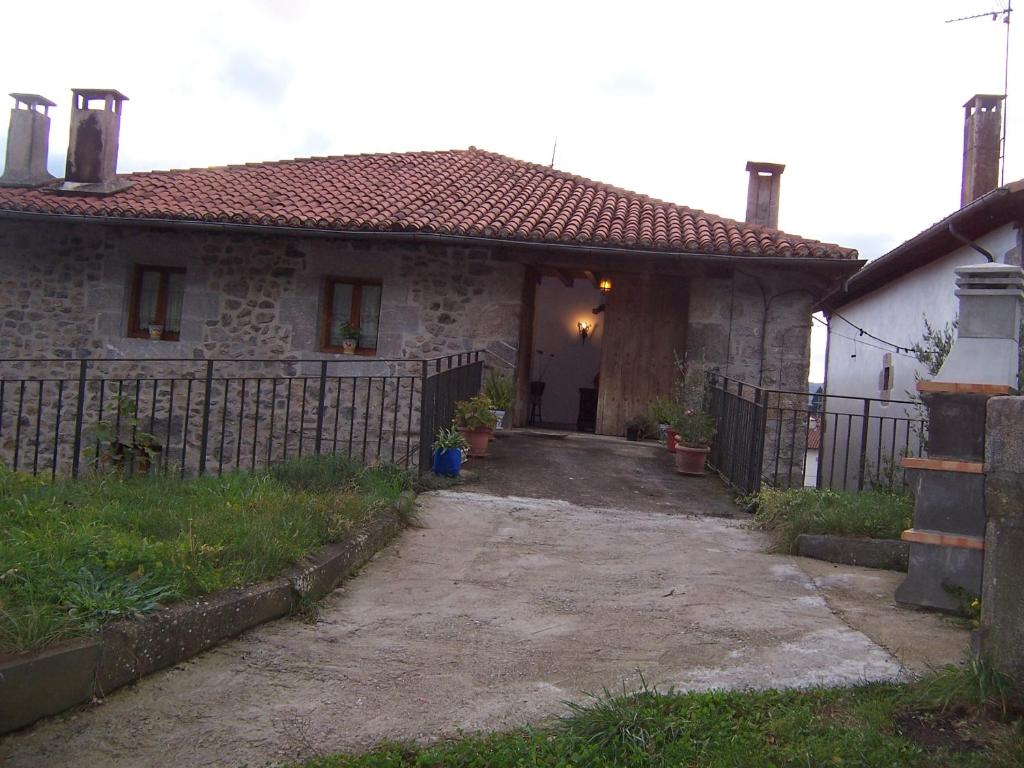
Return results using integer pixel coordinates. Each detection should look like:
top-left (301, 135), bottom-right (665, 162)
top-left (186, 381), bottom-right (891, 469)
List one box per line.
top-left (946, 2), bottom-right (1013, 184)
top-left (549, 137), bottom-right (558, 169)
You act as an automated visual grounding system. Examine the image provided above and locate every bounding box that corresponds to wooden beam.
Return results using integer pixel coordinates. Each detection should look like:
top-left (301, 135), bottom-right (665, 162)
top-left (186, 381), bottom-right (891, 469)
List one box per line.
top-left (555, 268), bottom-right (575, 288)
top-left (901, 529), bottom-right (985, 551)
top-left (900, 457), bottom-right (985, 474)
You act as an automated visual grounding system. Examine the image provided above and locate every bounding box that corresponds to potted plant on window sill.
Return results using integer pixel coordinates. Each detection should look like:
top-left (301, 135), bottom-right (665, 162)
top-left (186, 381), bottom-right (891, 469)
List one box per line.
top-left (432, 426), bottom-right (469, 477)
top-left (483, 370), bottom-right (514, 431)
top-left (147, 324), bottom-right (164, 341)
top-left (454, 394), bottom-right (498, 457)
top-left (669, 409), bottom-right (716, 475)
top-left (336, 322), bottom-right (359, 354)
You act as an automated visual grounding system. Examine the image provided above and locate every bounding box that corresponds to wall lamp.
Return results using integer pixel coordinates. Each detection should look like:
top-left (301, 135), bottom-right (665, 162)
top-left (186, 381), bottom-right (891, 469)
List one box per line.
top-left (577, 320), bottom-right (592, 343)
top-left (598, 278), bottom-right (613, 294)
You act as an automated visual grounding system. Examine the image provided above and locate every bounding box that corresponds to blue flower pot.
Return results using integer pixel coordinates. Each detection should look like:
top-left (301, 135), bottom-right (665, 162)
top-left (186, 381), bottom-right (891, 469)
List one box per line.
top-left (432, 447), bottom-right (462, 477)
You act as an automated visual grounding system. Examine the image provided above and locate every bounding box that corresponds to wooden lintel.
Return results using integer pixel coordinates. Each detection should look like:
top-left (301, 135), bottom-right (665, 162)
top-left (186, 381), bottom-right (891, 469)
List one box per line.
top-left (901, 528), bottom-right (985, 551)
top-left (900, 457), bottom-right (985, 474)
top-left (916, 380), bottom-right (1013, 395)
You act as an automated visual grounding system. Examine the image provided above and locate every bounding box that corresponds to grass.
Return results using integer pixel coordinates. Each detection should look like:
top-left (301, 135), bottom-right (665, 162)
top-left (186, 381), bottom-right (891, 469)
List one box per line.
top-left (294, 665), bottom-right (1024, 768)
top-left (0, 455), bottom-right (413, 654)
top-left (751, 487), bottom-right (914, 554)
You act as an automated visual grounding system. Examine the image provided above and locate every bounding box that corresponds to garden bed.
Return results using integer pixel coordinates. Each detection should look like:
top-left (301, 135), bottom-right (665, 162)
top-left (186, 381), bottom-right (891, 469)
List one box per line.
top-left (751, 487), bottom-right (914, 555)
top-left (0, 456), bottom-right (415, 733)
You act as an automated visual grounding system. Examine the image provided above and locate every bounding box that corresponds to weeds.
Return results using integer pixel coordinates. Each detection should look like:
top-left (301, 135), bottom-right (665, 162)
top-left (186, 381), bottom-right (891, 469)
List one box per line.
top-left (916, 658), bottom-right (1024, 722)
top-left (751, 486), bottom-right (913, 553)
top-left (296, 666), bottom-right (1024, 767)
top-left (0, 457), bottom-right (413, 653)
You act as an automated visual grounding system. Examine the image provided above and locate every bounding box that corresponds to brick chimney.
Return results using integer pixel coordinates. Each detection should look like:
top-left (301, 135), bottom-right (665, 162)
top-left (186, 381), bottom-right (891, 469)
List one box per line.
top-left (55, 88), bottom-right (130, 194)
top-left (961, 94), bottom-right (1004, 207)
top-left (744, 161), bottom-right (785, 229)
top-left (0, 93), bottom-right (56, 187)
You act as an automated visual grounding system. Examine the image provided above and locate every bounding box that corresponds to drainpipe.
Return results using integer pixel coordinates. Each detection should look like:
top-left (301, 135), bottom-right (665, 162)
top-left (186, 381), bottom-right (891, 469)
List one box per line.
top-left (948, 223), bottom-right (994, 262)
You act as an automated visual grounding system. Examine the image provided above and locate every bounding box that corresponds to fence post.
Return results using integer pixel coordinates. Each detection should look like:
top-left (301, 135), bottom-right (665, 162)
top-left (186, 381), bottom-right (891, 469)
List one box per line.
top-left (70, 359), bottom-right (88, 479)
top-left (857, 397), bottom-right (871, 491)
top-left (314, 360), bottom-right (328, 455)
top-left (197, 360), bottom-right (215, 476)
top-left (418, 360), bottom-right (432, 472)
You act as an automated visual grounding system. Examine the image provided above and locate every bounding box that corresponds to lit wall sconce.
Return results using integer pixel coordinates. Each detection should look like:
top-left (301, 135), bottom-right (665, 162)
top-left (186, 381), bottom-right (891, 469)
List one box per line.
top-left (598, 278), bottom-right (613, 294)
top-left (578, 320), bottom-right (592, 343)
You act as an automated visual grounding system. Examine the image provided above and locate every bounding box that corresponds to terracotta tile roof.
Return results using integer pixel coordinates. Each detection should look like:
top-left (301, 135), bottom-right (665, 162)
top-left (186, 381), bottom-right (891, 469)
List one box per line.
top-left (0, 148), bottom-right (856, 260)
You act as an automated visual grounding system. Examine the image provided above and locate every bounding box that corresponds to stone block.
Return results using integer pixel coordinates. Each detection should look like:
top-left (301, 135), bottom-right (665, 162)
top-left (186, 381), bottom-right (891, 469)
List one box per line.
top-left (797, 534), bottom-right (908, 571)
top-left (0, 638), bottom-right (100, 734)
top-left (986, 396), bottom-right (1024, 474)
top-left (922, 392), bottom-right (989, 461)
top-left (95, 579), bottom-right (296, 694)
top-left (895, 542), bottom-right (983, 612)
top-left (980, 516), bottom-right (1024, 680)
top-left (910, 470), bottom-right (987, 537)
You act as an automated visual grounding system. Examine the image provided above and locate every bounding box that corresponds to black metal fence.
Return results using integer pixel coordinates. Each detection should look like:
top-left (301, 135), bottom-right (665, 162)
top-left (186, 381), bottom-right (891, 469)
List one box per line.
top-left (0, 352), bottom-right (483, 479)
top-left (706, 373), bottom-right (926, 495)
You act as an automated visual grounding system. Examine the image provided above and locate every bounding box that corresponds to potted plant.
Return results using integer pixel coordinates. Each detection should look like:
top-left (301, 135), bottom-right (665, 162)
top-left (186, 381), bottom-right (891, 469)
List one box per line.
top-left (624, 412), bottom-right (655, 442)
top-left (432, 426), bottom-right (469, 476)
top-left (337, 322), bottom-right (359, 354)
top-left (453, 394), bottom-right (498, 457)
top-left (147, 324), bottom-right (163, 340)
top-left (649, 395), bottom-right (683, 452)
top-left (483, 370), bottom-right (514, 430)
top-left (669, 409), bottom-right (716, 475)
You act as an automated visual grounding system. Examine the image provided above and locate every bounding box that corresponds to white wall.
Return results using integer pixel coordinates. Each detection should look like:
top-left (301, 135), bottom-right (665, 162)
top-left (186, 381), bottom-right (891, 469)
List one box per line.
top-left (826, 223), bottom-right (1019, 409)
top-left (821, 223), bottom-right (1019, 488)
top-left (532, 277), bottom-right (604, 426)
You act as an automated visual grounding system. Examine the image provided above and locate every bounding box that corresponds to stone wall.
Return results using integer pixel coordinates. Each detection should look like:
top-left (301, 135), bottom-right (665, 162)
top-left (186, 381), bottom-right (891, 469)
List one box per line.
top-left (688, 268), bottom-right (820, 486)
top-left (981, 395), bottom-right (1024, 681)
top-left (0, 220), bottom-right (524, 362)
top-left (0, 219), bottom-right (517, 475)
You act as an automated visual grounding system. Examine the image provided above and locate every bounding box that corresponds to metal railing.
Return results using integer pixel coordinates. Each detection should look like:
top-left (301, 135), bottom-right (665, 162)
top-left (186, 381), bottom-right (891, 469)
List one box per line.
top-left (0, 352), bottom-right (483, 479)
top-left (706, 373), bottom-right (926, 494)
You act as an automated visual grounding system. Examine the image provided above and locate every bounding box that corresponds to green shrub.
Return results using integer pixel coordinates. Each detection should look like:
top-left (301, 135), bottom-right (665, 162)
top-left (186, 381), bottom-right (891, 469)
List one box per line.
top-left (752, 487), bottom-right (913, 554)
top-left (483, 370), bottom-right (515, 411)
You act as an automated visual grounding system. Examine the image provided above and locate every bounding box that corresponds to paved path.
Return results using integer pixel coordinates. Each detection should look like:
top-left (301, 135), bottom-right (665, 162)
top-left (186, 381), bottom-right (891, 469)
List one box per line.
top-left (1, 485), bottom-right (966, 768)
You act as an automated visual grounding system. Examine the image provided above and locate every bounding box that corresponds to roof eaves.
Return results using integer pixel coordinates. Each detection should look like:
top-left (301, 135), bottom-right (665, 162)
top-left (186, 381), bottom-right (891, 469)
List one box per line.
top-left (823, 180), bottom-right (1024, 310)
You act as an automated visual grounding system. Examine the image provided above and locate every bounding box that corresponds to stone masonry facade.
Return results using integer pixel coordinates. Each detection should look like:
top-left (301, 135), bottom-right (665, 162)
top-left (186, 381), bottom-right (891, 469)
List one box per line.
top-left (0, 220), bottom-right (524, 362)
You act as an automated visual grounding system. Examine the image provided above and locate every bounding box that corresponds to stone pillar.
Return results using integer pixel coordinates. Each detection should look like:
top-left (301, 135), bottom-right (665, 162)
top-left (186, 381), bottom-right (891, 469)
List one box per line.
top-left (980, 396), bottom-right (1024, 680)
top-left (895, 264), bottom-right (1024, 612)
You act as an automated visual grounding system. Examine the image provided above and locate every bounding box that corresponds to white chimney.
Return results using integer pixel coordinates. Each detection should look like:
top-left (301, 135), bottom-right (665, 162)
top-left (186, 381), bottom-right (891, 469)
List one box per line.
top-left (744, 161), bottom-right (785, 229)
top-left (0, 93), bottom-right (56, 187)
top-left (54, 88), bottom-right (130, 194)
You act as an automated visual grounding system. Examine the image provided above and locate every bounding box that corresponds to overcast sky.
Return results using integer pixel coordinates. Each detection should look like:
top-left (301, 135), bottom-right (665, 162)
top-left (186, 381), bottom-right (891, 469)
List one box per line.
top-left (1, 0), bottom-right (1019, 380)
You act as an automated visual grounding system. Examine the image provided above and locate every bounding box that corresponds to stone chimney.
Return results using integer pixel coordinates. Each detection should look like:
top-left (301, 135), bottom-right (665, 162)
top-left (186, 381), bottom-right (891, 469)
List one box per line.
top-left (55, 88), bottom-right (130, 194)
top-left (0, 93), bottom-right (56, 187)
top-left (744, 161), bottom-right (785, 229)
top-left (961, 94), bottom-right (1004, 207)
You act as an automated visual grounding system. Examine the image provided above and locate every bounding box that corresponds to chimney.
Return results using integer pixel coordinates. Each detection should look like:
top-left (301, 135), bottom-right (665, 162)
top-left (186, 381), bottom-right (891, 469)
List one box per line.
top-left (744, 161), bottom-right (785, 229)
top-left (55, 88), bottom-right (130, 194)
top-left (961, 94), bottom-right (1003, 207)
top-left (0, 93), bottom-right (56, 187)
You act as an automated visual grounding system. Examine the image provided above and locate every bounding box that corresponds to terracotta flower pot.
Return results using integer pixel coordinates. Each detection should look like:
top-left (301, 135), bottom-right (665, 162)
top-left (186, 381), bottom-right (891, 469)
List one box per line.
top-left (666, 429), bottom-right (678, 453)
top-left (675, 445), bottom-right (709, 475)
top-left (458, 427), bottom-right (493, 457)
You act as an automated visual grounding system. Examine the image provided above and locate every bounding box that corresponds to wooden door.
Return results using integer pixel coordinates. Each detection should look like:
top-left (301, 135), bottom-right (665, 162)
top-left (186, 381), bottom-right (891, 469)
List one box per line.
top-left (595, 273), bottom-right (689, 436)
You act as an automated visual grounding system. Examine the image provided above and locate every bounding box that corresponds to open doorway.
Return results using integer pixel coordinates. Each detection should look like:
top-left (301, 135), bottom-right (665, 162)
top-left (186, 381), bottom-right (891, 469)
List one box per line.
top-left (529, 276), bottom-right (605, 430)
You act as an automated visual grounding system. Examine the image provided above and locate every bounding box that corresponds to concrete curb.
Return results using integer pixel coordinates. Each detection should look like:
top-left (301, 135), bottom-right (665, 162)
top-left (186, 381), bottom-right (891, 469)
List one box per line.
top-left (796, 533), bottom-right (909, 572)
top-left (0, 504), bottom-right (406, 736)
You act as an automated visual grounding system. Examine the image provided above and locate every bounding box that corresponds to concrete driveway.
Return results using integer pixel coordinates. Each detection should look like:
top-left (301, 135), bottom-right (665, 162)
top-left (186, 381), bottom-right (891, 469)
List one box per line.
top-left (0, 434), bottom-right (967, 768)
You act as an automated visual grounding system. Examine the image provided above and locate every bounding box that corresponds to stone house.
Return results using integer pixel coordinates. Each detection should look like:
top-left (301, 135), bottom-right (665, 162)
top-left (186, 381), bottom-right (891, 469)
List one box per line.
top-left (0, 89), bottom-right (860, 454)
